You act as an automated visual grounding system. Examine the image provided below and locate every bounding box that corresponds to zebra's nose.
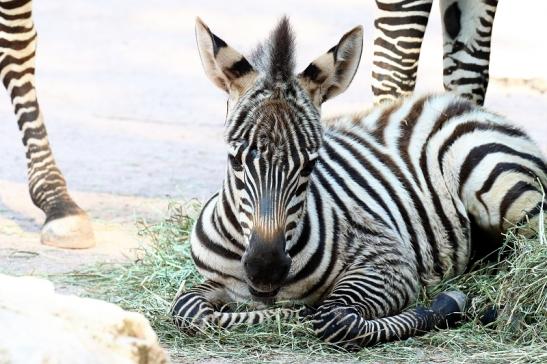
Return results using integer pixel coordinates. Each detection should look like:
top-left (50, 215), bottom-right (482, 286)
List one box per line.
top-left (243, 231), bottom-right (291, 290)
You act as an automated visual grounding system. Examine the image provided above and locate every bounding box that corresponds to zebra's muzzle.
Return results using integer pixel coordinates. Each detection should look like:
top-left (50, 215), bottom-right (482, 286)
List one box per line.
top-left (242, 230), bottom-right (291, 293)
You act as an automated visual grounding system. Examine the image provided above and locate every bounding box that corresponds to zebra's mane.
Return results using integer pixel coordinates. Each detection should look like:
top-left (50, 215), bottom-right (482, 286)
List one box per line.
top-left (249, 16), bottom-right (295, 83)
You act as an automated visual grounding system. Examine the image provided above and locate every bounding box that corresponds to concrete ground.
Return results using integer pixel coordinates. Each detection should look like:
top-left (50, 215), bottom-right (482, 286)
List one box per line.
top-left (0, 0), bottom-right (546, 277)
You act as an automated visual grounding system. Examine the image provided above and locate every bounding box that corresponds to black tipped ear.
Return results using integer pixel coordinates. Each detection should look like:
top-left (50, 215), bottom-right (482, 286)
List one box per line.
top-left (195, 17), bottom-right (257, 94)
top-left (297, 26), bottom-right (363, 107)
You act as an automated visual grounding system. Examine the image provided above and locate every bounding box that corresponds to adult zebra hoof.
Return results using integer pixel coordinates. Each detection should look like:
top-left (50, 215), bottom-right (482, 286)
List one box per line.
top-left (431, 290), bottom-right (467, 328)
top-left (41, 212), bottom-right (95, 249)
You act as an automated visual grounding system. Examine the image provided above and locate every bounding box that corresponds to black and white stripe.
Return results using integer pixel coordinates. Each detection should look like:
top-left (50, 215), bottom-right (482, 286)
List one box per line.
top-left (372, 0), bottom-right (498, 105)
top-left (172, 17), bottom-right (546, 350)
top-left (1, 0), bottom-right (94, 248)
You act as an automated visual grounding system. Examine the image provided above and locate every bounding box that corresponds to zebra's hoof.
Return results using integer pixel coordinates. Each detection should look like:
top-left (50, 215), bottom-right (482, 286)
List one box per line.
top-left (479, 305), bottom-right (498, 326)
top-left (41, 213), bottom-right (95, 249)
top-left (431, 290), bottom-right (467, 328)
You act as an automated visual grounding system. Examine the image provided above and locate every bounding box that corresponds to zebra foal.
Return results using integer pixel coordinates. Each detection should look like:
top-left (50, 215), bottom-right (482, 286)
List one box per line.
top-left (171, 17), bottom-right (546, 349)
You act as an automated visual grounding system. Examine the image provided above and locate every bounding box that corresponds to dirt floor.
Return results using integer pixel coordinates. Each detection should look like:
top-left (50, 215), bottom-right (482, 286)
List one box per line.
top-left (1, 1), bottom-right (546, 281)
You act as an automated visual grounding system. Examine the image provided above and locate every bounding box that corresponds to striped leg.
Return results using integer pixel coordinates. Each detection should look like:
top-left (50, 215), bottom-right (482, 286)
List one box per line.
top-left (444, 118), bottom-right (547, 239)
top-left (460, 154), bottom-right (547, 239)
top-left (440, 0), bottom-right (498, 105)
top-left (1, 0), bottom-right (94, 248)
top-left (170, 280), bottom-right (302, 332)
top-left (372, 0), bottom-right (433, 104)
top-left (305, 265), bottom-right (466, 350)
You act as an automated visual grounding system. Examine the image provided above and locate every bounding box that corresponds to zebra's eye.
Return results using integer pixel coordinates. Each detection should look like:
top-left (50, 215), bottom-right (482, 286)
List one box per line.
top-left (301, 158), bottom-right (317, 177)
top-left (249, 147), bottom-right (259, 159)
top-left (229, 154), bottom-right (243, 171)
top-left (229, 142), bottom-right (247, 172)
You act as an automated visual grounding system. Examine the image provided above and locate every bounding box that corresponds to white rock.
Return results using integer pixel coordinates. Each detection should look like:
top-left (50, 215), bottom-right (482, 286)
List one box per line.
top-left (0, 274), bottom-right (170, 364)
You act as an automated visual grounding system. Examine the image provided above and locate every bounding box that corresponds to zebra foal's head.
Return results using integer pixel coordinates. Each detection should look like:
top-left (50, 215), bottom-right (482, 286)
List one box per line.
top-left (195, 17), bottom-right (362, 297)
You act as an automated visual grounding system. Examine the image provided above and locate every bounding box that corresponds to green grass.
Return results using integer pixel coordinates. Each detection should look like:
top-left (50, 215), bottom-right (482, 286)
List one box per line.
top-left (56, 201), bottom-right (546, 363)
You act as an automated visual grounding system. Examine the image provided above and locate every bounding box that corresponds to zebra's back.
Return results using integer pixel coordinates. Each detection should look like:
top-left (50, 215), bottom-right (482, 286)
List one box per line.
top-left (318, 93), bottom-right (546, 284)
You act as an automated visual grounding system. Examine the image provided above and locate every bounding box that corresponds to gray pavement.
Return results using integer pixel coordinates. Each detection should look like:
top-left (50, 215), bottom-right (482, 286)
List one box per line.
top-left (0, 1), bottom-right (545, 275)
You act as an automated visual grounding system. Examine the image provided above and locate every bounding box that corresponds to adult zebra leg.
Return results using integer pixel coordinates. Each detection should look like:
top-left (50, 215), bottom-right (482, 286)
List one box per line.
top-left (170, 280), bottom-right (302, 333)
top-left (304, 265), bottom-right (467, 350)
top-left (440, 0), bottom-right (498, 105)
top-left (0, 1), bottom-right (94, 248)
top-left (372, 0), bottom-right (433, 105)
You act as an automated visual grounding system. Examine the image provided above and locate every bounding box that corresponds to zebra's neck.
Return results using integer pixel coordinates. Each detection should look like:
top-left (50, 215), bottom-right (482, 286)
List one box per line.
top-left (210, 169), bottom-right (247, 253)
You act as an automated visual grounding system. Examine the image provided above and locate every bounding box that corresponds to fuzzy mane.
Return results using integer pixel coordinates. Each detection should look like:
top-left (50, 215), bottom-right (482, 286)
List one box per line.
top-left (249, 16), bottom-right (295, 83)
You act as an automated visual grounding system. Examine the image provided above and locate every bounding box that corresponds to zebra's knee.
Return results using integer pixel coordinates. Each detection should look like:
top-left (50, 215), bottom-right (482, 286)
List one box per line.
top-left (500, 186), bottom-right (545, 237)
top-left (308, 304), bottom-right (363, 347)
top-left (470, 169), bottom-right (545, 238)
top-left (512, 197), bottom-right (546, 238)
top-left (170, 291), bottom-right (214, 333)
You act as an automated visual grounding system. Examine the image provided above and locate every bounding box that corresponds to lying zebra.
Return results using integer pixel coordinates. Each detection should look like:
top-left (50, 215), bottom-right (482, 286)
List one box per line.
top-left (171, 17), bottom-right (546, 349)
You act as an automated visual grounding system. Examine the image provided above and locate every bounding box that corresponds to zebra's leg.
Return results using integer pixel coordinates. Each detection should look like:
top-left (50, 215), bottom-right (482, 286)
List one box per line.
top-left (170, 280), bottom-right (303, 333)
top-left (440, 0), bottom-right (498, 105)
top-left (462, 161), bottom-right (546, 239)
top-left (447, 120), bottom-right (547, 239)
top-left (0, 1), bottom-right (94, 248)
top-left (304, 265), bottom-right (467, 350)
top-left (372, 0), bottom-right (433, 105)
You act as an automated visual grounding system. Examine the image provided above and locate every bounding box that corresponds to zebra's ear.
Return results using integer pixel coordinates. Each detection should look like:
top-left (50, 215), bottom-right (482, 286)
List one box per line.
top-left (195, 18), bottom-right (257, 95)
top-left (297, 26), bottom-right (363, 107)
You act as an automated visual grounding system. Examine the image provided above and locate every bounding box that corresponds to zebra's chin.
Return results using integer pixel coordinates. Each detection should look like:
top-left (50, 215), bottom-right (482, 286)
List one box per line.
top-left (248, 286), bottom-right (281, 304)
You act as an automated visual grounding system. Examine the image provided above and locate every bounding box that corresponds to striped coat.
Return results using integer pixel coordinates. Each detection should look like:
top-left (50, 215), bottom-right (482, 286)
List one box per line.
top-left (372, 0), bottom-right (498, 105)
top-left (171, 17), bottom-right (546, 349)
